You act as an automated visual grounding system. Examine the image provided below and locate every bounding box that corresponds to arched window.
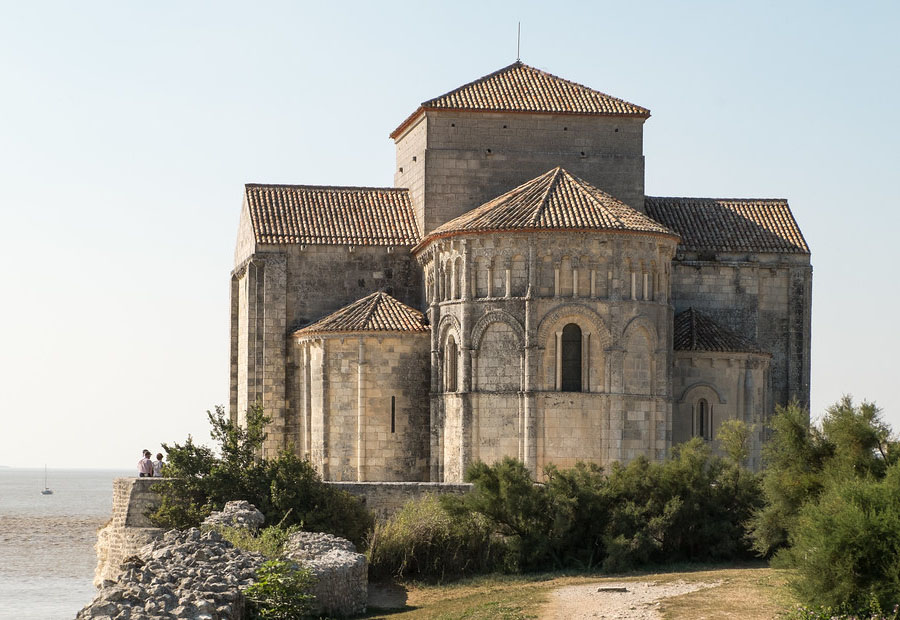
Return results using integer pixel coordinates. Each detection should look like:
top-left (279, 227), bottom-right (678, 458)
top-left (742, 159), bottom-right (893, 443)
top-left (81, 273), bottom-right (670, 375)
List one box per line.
top-left (561, 323), bottom-right (582, 392)
top-left (695, 398), bottom-right (711, 440)
top-left (444, 335), bottom-right (458, 392)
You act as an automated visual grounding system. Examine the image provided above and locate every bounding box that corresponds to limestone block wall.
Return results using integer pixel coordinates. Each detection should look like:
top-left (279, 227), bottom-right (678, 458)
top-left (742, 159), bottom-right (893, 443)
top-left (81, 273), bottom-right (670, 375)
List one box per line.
top-left (294, 333), bottom-right (431, 482)
top-left (328, 481), bottom-right (472, 520)
top-left (421, 230), bottom-right (677, 481)
top-left (93, 478), bottom-right (165, 586)
top-left (670, 252), bottom-right (811, 409)
top-left (282, 245), bottom-right (423, 330)
top-left (230, 243), bottom-right (424, 458)
top-left (672, 351), bottom-right (771, 470)
top-left (230, 253), bottom-right (288, 457)
top-left (395, 111), bottom-right (646, 235)
top-left (393, 115), bottom-right (427, 235)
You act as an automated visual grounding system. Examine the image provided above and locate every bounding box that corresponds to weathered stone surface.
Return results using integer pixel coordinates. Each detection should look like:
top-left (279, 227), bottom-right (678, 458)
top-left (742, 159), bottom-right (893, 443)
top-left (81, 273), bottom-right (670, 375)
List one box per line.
top-left (284, 532), bottom-right (367, 618)
top-left (201, 501), bottom-right (264, 531)
top-left (79, 528), bottom-right (263, 620)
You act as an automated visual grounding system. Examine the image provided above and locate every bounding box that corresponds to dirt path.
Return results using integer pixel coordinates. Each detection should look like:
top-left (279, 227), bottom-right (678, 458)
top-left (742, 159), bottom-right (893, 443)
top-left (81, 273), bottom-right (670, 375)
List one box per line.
top-left (541, 579), bottom-right (721, 620)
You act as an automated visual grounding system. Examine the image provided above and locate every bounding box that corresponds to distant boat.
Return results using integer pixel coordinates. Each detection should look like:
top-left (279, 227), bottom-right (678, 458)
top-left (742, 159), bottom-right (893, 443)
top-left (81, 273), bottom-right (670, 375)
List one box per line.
top-left (41, 465), bottom-right (53, 495)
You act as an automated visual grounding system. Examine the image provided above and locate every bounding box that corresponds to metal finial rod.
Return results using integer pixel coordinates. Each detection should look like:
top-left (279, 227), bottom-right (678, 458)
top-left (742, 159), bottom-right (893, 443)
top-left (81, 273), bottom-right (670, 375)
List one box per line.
top-left (517, 22), bottom-right (521, 61)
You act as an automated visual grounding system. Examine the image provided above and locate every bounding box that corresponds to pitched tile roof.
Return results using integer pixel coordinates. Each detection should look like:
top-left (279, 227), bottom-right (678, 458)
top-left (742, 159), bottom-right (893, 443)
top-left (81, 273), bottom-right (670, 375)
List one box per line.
top-left (415, 167), bottom-right (677, 251)
top-left (244, 184), bottom-right (420, 246)
top-left (674, 308), bottom-right (766, 354)
top-left (645, 197), bottom-right (809, 254)
top-left (391, 61), bottom-right (649, 139)
top-left (293, 292), bottom-right (429, 336)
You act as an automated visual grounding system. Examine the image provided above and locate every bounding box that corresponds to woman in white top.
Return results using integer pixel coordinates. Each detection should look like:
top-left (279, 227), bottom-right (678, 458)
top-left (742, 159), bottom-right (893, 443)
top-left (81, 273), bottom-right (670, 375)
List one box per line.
top-left (152, 453), bottom-right (164, 477)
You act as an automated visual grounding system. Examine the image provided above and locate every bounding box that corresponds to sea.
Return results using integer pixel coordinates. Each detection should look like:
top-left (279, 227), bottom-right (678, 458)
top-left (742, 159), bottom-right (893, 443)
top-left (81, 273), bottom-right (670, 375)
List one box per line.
top-left (0, 467), bottom-right (131, 620)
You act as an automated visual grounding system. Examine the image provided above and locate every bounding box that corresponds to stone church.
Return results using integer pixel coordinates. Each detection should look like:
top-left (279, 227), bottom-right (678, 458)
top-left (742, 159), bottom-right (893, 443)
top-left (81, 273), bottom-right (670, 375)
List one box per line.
top-left (229, 61), bottom-right (811, 482)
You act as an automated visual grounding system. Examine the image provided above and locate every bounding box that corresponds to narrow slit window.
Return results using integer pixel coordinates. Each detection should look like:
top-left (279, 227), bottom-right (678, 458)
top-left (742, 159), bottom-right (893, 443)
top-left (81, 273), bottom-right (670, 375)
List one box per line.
top-left (561, 323), bottom-right (582, 392)
top-left (391, 396), bottom-right (396, 434)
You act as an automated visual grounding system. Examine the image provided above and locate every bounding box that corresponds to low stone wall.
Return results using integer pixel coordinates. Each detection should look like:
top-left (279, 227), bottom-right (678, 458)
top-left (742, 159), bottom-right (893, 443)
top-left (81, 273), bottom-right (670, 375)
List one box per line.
top-left (326, 481), bottom-right (472, 520)
top-left (94, 478), bottom-right (166, 586)
top-left (95, 479), bottom-right (473, 587)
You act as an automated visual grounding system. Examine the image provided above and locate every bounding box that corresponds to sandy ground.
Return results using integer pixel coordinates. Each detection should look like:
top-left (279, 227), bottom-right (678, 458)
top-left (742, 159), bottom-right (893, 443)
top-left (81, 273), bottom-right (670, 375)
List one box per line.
top-left (541, 579), bottom-right (721, 619)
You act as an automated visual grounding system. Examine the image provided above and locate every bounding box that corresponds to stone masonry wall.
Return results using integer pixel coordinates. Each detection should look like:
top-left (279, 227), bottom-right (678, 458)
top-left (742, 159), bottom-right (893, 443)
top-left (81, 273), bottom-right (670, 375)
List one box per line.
top-left (283, 244), bottom-right (423, 331)
top-left (94, 478), bottom-right (165, 586)
top-left (231, 243), bottom-right (424, 459)
top-left (292, 333), bottom-right (431, 482)
top-left (329, 481), bottom-right (472, 520)
top-left (672, 351), bottom-right (770, 470)
top-left (395, 111), bottom-right (646, 235)
top-left (93, 478), bottom-right (472, 587)
top-left (423, 230), bottom-right (676, 481)
top-left (670, 252), bottom-right (811, 409)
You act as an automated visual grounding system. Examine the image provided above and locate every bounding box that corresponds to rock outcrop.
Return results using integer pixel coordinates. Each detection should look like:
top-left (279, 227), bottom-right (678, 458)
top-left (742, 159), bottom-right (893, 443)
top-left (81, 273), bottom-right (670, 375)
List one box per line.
top-left (283, 532), bottom-right (368, 617)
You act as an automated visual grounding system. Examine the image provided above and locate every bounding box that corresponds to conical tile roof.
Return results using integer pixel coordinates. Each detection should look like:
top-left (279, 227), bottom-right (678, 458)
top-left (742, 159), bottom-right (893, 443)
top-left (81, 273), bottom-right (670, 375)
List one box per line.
top-left (416, 167), bottom-right (677, 250)
top-left (293, 292), bottom-right (428, 336)
top-left (673, 308), bottom-right (766, 354)
top-left (392, 61), bottom-right (649, 139)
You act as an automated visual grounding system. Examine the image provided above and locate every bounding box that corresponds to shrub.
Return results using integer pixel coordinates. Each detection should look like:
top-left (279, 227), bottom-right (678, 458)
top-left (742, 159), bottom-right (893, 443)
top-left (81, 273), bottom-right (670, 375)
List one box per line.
top-left (211, 524), bottom-right (302, 558)
top-left (777, 464), bottom-right (900, 613)
top-left (442, 447), bottom-right (761, 574)
top-left (601, 439), bottom-right (761, 571)
top-left (750, 398), bottom-right (898, 557)
top-left (367, 494), bottom-right (500, 582)
top-left (243, 559), bottom-right (315, 620)
top-left (149, 404), bottom-right (373, 548)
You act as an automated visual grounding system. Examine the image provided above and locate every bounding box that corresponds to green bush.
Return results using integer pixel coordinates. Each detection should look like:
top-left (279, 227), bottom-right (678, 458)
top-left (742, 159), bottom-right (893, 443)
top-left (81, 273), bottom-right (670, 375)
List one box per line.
top-left (750, 398), bottom-right (898, 557)
top-left (367, 494), bottom-right (500, 582)
top-left (243, 559), bottom-right (315, 620)
top-left (441, 446), bottom-right (761, 575)
top-left (210, 524), bottom-right (302, 558)
top-left (601, 439), bottom-right (761, 571)
top-left (777, 464), bottom-right (900, 612)
top-left (149, 404), bottom-right (373, 548)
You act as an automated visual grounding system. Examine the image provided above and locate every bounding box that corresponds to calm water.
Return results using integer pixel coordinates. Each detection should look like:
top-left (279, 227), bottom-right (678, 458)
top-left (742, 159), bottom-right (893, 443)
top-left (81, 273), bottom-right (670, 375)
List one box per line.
top-left (0, 468), bottom-right (130, 619)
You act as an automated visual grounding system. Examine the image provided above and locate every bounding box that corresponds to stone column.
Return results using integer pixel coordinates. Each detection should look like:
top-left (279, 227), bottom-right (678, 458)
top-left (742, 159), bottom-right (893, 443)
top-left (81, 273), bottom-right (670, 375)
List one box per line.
top-left (356, 338), bottom-right (366, 482)
top-left (555, 331), bottom-right (563, 390)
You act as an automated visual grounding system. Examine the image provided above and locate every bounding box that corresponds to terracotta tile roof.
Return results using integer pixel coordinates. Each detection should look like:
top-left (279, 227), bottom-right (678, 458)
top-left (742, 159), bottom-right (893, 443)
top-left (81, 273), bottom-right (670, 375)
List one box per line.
top-left (674, 308), bottom-right (766, 354)
top-left (293, 292), bottom-right (429, 336)
top-left (415, 168), bottom-right (677, 251)
top-left (391, 61), bottom-right (649, 139)
top-left (645, 197), bottom-right (809, 254)
top-left (244, 184), bottom-right (420, 246)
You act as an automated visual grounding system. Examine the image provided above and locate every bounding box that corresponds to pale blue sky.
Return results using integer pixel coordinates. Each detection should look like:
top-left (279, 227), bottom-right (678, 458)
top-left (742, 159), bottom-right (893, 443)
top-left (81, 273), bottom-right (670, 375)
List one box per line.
top-left (1, 1), bottom-right (897, 468)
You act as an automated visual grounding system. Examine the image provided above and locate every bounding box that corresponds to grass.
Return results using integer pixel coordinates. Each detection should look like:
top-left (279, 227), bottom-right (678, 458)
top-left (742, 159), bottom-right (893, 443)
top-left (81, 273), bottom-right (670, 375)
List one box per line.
top-left (362, 563), bottom-right (797, 620)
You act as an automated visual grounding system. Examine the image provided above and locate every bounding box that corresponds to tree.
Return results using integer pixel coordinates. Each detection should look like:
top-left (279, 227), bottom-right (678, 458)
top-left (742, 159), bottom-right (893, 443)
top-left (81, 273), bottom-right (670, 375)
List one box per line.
top-left (716, 419), bottom-right (754, 467)
top-left (149, 404), bottom-right (373, 547)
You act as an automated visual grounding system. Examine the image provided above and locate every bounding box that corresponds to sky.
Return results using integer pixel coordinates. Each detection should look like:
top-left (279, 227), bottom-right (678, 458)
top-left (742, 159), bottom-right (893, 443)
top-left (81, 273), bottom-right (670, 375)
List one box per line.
top-left (0, 1), bottom-right (898, 468)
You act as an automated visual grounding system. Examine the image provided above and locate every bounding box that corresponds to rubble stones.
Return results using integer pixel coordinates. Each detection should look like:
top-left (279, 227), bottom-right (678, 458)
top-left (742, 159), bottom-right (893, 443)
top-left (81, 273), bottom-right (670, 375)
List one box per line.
top-left (200, 501), bottom-right (265, 532)
top-left (77, 528), bottom-right (264, 620)
top-left (283, 532), bottom-right (367, 617)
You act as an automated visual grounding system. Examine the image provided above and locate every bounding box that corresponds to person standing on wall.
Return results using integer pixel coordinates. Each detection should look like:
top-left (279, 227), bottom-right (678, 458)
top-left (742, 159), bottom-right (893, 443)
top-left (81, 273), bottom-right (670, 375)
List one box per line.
top-left (152, 453), bottom-right (164, 477)
top-left (137, 450), bottom-right (153, 477)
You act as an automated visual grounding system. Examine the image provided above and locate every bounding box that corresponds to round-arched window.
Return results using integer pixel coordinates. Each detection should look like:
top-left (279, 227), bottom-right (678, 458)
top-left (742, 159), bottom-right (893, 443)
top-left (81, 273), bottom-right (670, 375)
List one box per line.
top-left (561, 323), bottom-right (582, 392)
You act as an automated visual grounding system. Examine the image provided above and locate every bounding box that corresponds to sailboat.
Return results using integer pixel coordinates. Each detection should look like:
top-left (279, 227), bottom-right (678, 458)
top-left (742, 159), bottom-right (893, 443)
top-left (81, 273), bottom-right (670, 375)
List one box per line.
top-left (41, 465), bottom-right (53, 495)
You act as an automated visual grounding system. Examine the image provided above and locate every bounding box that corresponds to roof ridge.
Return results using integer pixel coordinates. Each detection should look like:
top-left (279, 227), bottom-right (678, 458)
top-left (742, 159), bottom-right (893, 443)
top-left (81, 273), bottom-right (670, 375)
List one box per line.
top-left (246, 183), bottom-right (408, 192)
top-left (511, 62), bottom-right (650, 114)
top-left (646, 196), bottom-right (788, 203)
top-left (530, 167), bottom-right (563, 226)
top-left (420, 61), bottom-right (524, 107)
top-left (362, 292), bottom-right (383, 327)
top-left (566, 170), bottom-right (633, 229)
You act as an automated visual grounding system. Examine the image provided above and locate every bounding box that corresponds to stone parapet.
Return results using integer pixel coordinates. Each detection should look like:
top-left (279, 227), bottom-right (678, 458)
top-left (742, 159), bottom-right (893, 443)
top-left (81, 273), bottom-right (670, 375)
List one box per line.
top-left (94, 477), bottom-right (167, 586)
top-left (326, 481), bottom-right (472, 520)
